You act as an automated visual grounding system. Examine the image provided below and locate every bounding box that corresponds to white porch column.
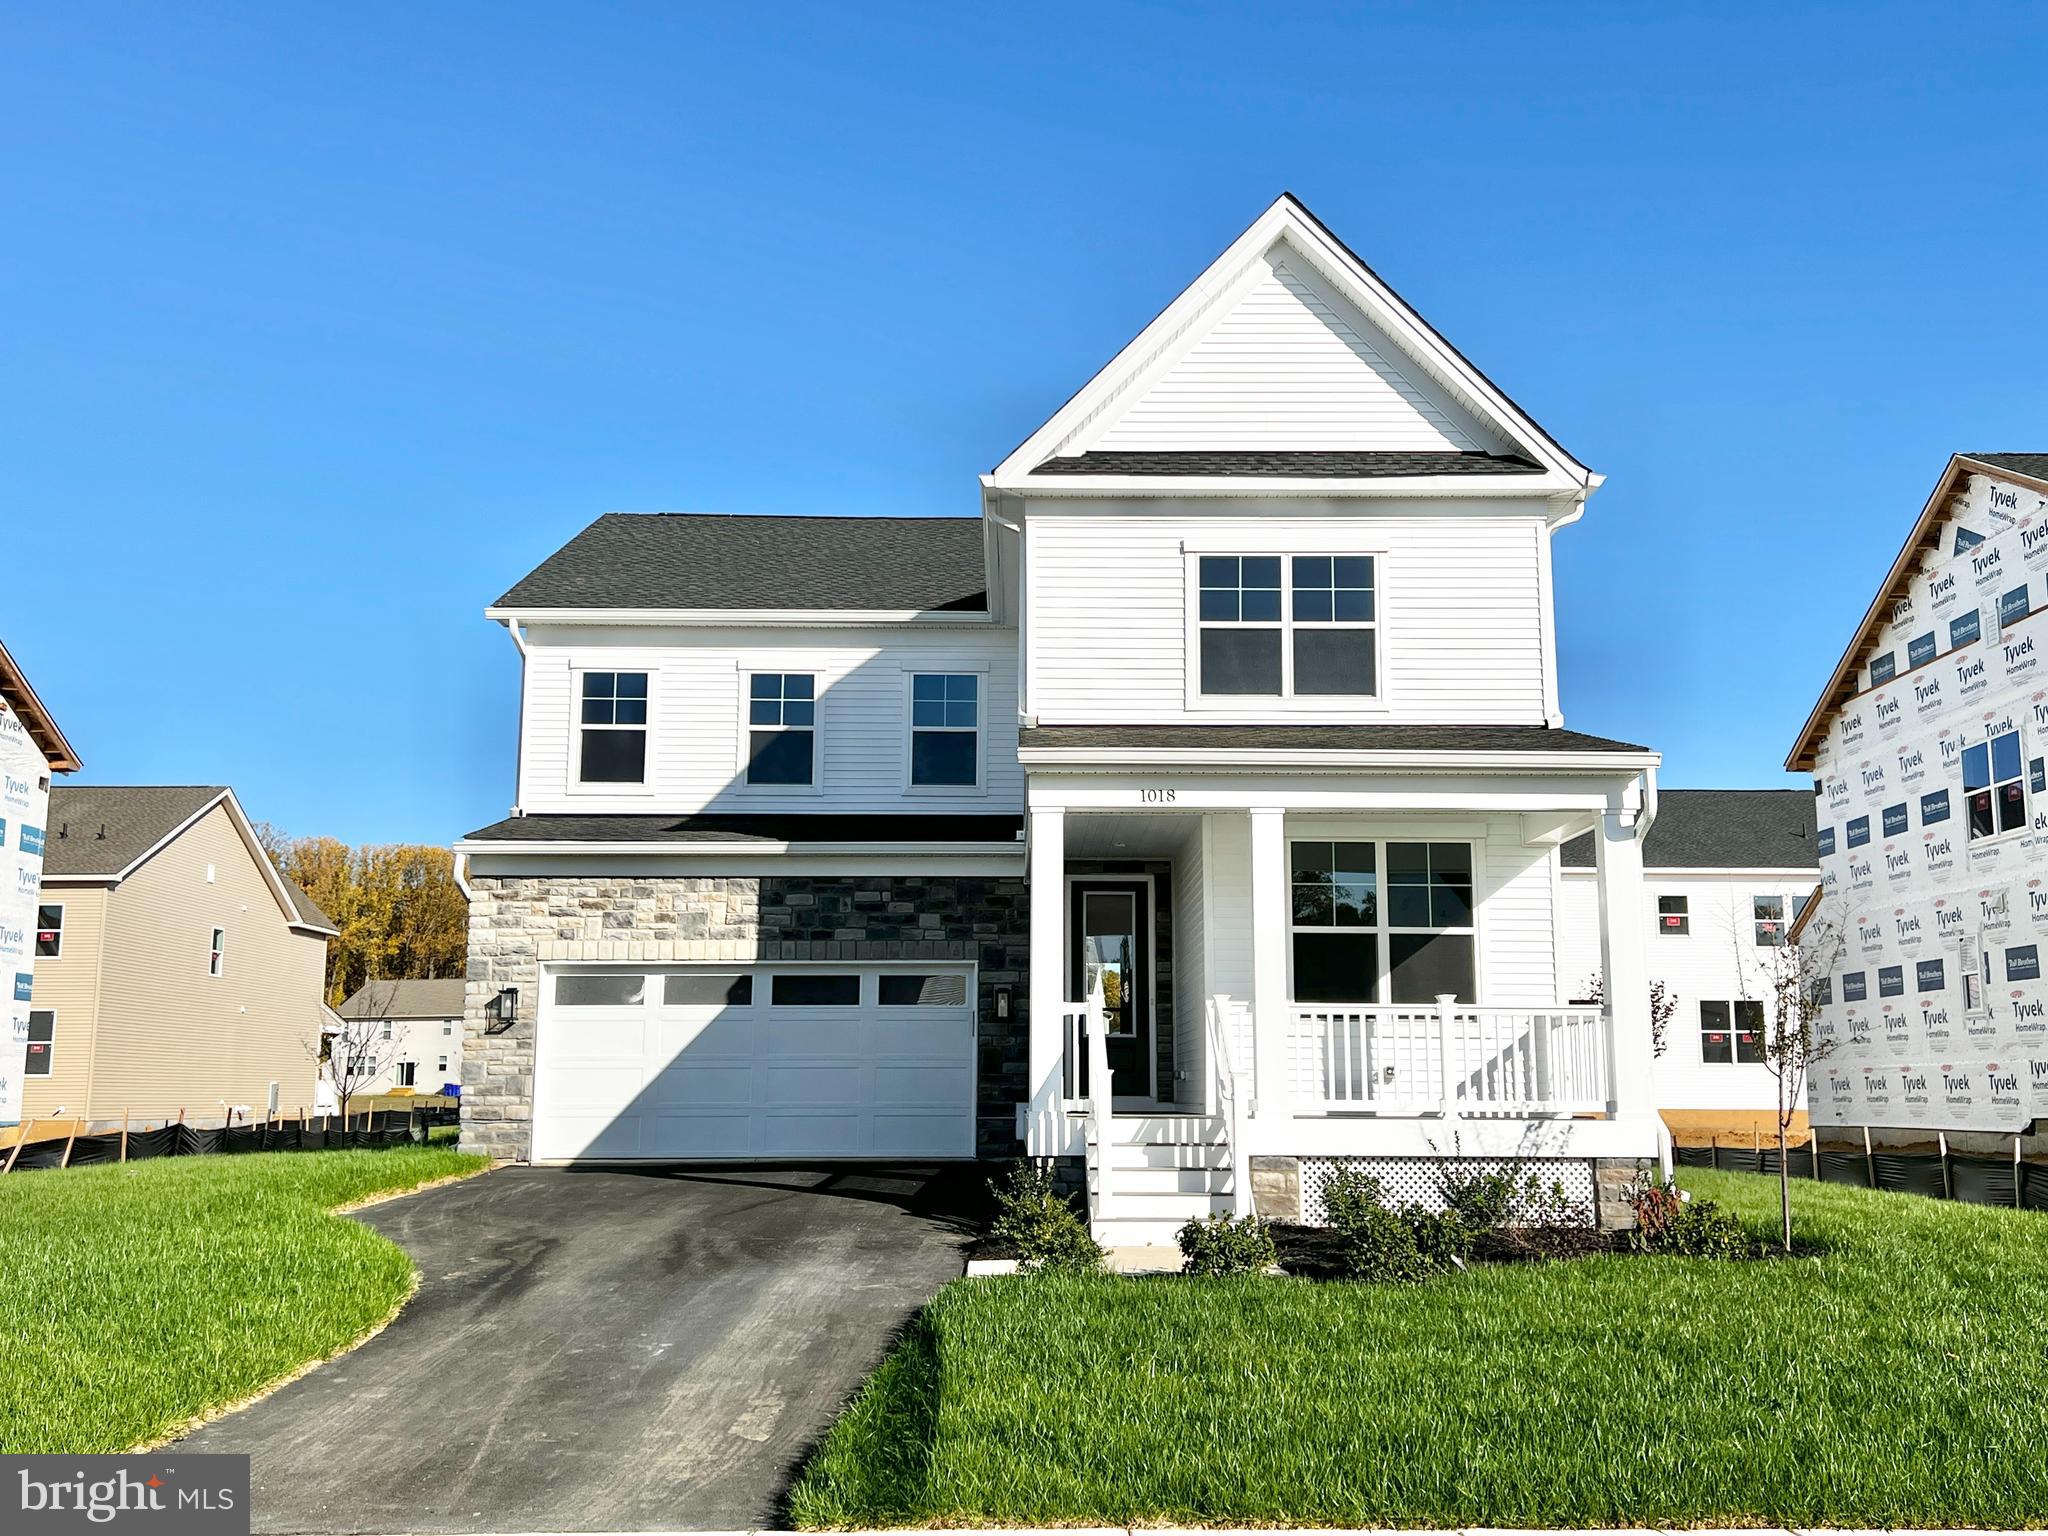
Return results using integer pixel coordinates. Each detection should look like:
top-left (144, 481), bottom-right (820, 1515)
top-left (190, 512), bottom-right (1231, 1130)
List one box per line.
top-left (1025, 805), bottom-right (1067, 1154)
top-left (1248, 806), bottom-right (1290, 1121)
top-left (1592, 797), bottom-right (1656, 1121)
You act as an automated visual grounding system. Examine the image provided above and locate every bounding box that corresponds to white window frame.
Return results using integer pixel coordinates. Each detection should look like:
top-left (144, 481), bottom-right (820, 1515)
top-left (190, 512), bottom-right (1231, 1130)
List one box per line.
top-left (1183, 547), bottom-right (1387, 712)
top-left (395, 1060), bottom-right (417, 1088)
top-left (1285, 834), bottom-right (1480, 1006)
top-left (903, 668), bottom-right (987, 794)
top-left (1962, 725), bottom-right (2029, 845)
top-left (1751, 894), bottom-right (1788, 948)
top-left (569, 665), bottom-right (653, 793)
top-left (1698, 997), bottom-right (1766, 1066)
top-left (1656, 894), bottom-right (1690, 936)
top-left (437, 1055), bottom-right (449, 1074)
top-left (35, 902), bottom-right (63, 959)
top-left (737, 668), bottom-right (823, 794)
top-left (207, 926), bottom-right (226, 978)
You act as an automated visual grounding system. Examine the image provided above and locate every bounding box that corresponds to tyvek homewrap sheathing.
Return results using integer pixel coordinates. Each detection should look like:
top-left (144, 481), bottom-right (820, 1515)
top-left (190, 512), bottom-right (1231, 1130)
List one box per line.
top-left (1810, 470), bottom-right (2048, 1132)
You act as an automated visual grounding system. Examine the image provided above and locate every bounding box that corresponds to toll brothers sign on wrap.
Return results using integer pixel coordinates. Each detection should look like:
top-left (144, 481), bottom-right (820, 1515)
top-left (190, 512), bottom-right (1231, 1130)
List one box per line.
top-left (0, 697), bottom-right (52, 1129)
top-left (1811, 469), bottom-right (2048, 1133)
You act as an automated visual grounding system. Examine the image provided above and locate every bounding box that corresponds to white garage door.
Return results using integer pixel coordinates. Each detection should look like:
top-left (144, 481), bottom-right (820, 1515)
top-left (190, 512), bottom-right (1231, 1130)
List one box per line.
top-left (531, 964), bottom-right (977, 1161)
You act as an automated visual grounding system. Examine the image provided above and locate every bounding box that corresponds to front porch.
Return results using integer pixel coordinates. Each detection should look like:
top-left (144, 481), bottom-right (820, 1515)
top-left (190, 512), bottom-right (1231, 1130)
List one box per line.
top-left (1015, 768), bottom-right (1668, 1242)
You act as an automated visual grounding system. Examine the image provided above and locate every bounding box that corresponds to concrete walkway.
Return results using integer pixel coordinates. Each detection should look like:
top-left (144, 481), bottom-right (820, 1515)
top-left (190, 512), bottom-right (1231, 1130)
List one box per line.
top-left (178, 1164), bottom-right (977, 1533)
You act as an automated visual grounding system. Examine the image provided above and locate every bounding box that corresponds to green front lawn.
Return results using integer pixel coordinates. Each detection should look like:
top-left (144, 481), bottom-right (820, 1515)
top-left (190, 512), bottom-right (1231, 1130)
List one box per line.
top-left (791, 1170), bottom-right (2048, 1529)
top-left (0, 1146), bottom-right (487, 1451)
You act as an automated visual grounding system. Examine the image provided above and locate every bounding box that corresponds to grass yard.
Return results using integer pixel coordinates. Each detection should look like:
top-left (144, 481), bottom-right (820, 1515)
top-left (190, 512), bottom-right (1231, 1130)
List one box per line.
top-left (791, 1169), bottom-right (2048, 1529)
top-left (0, 1146), bottom-right (487, 1452)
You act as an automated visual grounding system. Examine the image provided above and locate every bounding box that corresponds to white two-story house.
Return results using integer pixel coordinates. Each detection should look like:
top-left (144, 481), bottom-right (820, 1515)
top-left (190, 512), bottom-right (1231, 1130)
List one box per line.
top-left (458, 194), bottom-right (1667, 1241)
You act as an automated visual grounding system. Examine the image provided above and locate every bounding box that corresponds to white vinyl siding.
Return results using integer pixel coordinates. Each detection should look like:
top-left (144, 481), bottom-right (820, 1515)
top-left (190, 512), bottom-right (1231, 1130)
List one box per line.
top-left (517, 625), bottom-right (1020, 815)
top-left (1559, 869), bottom-right (1819, 1114)
top-left (1025, 506), bottom-right (1549, 724)
top-left (1091, 252), bottom-right (1500, 454)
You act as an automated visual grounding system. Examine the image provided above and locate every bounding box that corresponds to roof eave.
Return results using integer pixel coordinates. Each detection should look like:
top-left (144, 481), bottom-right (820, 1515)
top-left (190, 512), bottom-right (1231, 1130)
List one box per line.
top-left (984, 470), bottom-right (1590, 501)
top-left (455, 838), bottom-right (1028, 857)
top-left (483, 605), bottom-right (995, 627)
top-left (1017, 746), bottom-right (1661, 773)
top-left (0, 641), bottom-right (82, 773)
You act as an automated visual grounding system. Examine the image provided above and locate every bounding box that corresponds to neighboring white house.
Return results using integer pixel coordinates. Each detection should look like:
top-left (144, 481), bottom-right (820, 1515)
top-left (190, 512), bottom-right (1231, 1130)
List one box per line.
top-left (457, 193), bottom-right (1668, 1243)
top-left (334, 978), bottom-right (465, 1096)
top-left (1559, 789), bottom-right (1819, 1143)
top-left (1788, 452), bottom-right (2048, 1153)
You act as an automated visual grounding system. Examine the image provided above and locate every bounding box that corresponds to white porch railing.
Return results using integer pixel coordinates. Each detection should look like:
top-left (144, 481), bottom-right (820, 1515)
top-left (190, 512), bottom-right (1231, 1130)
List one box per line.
top-left (1206, 996), bottom-right (1253, 1216)
top-left (1058, 981), bottom-right (1115, 1222)
top-left (1289, 999), bottom-right (1607, 1117)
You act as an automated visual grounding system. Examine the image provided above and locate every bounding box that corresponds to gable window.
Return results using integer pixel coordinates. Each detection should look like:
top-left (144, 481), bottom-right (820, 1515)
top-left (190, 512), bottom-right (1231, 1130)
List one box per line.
top-left (1197, 555), bottom-right (1378, 699)
top-left (1290, 839), bottom-right (1474, 1005)
top-left (1964, 728), bottom-right (2026, 841)
top-left (24, 1010), bottom-right (52, 1076)
top-left (208, 927), bottom-right (226, 977)
top-left (747, 673), bottom-right (816, 786)
top-left (1657, 895), bottom-right (1689, 935)
top-left (910, 673), bottom-right (980, 787)
top-left (579, 671), bottom-right (648, 784)
top-left (1699, 999), bottom-right (1765, 1064)
top-left (1752, 896), bottom-right (1786, 947)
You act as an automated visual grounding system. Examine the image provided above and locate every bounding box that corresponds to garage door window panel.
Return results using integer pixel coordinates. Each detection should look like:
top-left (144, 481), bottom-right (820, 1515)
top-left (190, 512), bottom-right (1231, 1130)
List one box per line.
top-left (771, 973), bottom-right (861, 1007)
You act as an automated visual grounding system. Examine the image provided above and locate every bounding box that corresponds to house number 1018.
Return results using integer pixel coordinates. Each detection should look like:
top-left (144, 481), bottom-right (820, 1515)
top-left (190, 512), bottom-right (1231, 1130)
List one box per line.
top-left (1139, 788), bottom-right (1177, 803)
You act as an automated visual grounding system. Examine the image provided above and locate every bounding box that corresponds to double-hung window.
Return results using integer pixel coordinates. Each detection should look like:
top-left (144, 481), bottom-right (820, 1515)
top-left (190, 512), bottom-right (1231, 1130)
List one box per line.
top-left (1290, 839), bottom-right (1475, 1004)
top-left (34, 905), bottom-right (62, 958)
top-left (748, 673), bottom-right (816, 786)
top-left (1964, 728), bottom-right (2026, 841)
top-left (1197, 555), bottom-right (1377, 699)
top-left (24, 1011), bottom-right (52, 1076)
top-left (579, 671), bottom-right (649, 784)
top-left (910, 673), bottom-right (979, 786)
top-left (1752, 896), bottom-right (1787, 947)
top-left (1657, 895), bottom-right (1690, 935)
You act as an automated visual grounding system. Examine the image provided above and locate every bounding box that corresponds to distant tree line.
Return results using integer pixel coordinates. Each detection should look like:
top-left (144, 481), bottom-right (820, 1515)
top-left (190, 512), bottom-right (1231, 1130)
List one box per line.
top-left (253, 826), bottom-right (468, 1005)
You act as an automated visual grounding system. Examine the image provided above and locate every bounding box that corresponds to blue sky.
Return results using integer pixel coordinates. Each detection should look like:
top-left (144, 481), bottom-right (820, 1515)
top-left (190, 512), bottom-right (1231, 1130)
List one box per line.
top-left (4, 3), bottom-right (2045, 843)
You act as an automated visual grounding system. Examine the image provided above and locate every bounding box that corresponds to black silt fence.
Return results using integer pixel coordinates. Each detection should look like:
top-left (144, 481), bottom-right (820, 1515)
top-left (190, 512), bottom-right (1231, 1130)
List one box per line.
top-left (1682, 1136), bottom-right (2048, 1212)
top-left (3, 1105), bottom-right (458, 1175)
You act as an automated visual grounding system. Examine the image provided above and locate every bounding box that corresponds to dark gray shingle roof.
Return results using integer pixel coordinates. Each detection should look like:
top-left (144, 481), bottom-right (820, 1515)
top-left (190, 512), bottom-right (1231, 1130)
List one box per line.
top-left (463, 812), bottom-right (1025, 844)
top-left (338, 978), bottom-right (468, 1020)
top-left (495, 514), bottom-right (989, 612)
top-left (1561, 789), bottom-right (1817, 870)
top-left (1019, 724), bottom-right (1650, 754)
top-left (1029, 450), bottom-right (1543, 478)
top-left (44, 786), bottom-right (226, 877)
top-left (1964, 453), bottom-right (2048, 485)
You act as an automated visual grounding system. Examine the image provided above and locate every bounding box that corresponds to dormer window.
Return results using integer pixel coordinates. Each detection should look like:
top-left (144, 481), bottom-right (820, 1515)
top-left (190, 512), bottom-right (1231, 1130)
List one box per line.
top-left (1194, 553), bottom-right (1378, 700)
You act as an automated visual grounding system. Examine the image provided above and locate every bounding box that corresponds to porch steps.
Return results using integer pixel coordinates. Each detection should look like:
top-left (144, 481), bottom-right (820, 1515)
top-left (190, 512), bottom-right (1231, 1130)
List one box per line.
top-left (1085, 1113), bottom-right (1236, 1247)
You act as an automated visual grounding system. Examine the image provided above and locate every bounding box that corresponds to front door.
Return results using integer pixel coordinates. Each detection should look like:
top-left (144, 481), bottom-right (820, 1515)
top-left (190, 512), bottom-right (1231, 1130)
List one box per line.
top-left (1069, 879), bottom-right (1155, 1102)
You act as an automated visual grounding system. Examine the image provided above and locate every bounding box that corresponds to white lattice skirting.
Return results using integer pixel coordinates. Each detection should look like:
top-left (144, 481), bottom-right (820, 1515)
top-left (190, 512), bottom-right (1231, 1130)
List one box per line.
top-left (1297, 1155), bottom-right (1596, 1225)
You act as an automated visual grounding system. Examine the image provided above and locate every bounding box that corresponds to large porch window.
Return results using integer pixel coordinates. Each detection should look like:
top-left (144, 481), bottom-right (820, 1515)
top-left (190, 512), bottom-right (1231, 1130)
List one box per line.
top-left (1289, 839), bottom-right (1476, 1004)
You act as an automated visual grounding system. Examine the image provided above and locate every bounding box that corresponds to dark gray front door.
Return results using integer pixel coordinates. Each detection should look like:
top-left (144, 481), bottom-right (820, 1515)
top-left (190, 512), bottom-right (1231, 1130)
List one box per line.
top-left (1069, 879), bottom-right (1153, 1100)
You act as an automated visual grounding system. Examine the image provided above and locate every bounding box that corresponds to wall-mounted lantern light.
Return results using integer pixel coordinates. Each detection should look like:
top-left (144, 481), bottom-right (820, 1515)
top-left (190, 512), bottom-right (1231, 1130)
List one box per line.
top-left (484, 986), bottom-right (520, 1034)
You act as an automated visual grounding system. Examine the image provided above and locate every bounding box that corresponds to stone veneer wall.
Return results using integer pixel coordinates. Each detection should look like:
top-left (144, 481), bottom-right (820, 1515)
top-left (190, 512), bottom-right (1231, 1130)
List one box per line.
top-left (463, 874), bottom-right (1030, 1161)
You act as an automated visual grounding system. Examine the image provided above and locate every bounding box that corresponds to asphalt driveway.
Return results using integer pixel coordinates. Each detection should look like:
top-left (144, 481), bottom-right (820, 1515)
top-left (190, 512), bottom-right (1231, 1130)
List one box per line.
top-left (178, 1163), bottom-right (979, 1532)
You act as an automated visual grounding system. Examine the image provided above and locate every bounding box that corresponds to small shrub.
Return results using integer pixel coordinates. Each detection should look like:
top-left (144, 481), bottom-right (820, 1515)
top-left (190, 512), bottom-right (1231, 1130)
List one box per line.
top-left (988, 1160), bottom-right (1103, 1273)
top-left (1624, 1165), bottom-right (1761, 1259)
top-left (1320, 1168), bottom-right (1432, 1284)
top-left (1402, 1204), bottom-right (1474, 1268)
top-left (1177, 1212), bottom-right (1277, 1276)
top-left (1437, 1167), bottom-right (1517, 1230)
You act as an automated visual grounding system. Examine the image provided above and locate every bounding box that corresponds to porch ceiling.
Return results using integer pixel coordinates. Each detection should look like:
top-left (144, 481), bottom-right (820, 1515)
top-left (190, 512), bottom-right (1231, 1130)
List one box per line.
top-left (1061, 810), bottom-right (1198, 860)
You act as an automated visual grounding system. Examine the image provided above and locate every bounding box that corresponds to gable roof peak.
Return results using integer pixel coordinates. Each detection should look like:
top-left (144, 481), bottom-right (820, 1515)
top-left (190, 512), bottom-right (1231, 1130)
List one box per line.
top-left (987, 193), bottom-right (1595, 498)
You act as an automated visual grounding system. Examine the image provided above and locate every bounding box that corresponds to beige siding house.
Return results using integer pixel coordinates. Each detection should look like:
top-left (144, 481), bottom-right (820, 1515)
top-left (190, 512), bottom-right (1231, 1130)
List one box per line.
top-left (25, 785), bottom-right (337, 1128)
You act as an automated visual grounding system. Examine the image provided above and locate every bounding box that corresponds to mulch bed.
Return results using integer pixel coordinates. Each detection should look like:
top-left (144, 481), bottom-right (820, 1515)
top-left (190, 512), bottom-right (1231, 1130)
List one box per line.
top-left (1270, 1221), bottom-right (1625, 1278)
